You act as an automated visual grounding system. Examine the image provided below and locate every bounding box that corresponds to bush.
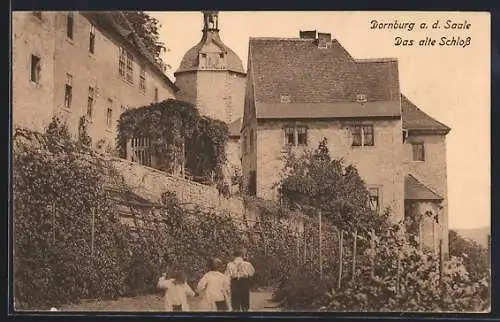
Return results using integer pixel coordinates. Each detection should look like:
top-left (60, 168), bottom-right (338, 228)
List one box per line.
top-left (13, 119), bottom-right (302, 309)
top-left (274, 222), bottom-right (490, 312)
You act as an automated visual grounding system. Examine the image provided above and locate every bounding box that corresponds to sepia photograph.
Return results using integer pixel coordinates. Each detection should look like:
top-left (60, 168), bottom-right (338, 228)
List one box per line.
top-left (11, 10), bottom-right (491, 313)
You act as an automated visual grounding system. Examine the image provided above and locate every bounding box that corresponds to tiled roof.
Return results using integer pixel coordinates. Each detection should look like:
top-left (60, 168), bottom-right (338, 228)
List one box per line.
top-left (405, 174), bottom-right (443, 201)
top-left (249, 37), bottom-right (400, 119)
top-left (82, 12), bottom-right (178, 92)
top-left (401, 95), bottom-right (451, 133)
top-left (175, 31), bottom-right (245, 75)
top-left (228, 117), bottom-right (242, 137)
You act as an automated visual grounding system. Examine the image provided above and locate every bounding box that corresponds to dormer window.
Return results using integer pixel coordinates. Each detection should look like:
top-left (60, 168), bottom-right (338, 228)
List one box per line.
top-left (219, 53), bottom-right (224, 59)
top-left (356, 94), bottom-right (367, 103)
top-left (280, 95), bottom-right (291, 104)
top-left (200, 53), bottom-right (207, 68)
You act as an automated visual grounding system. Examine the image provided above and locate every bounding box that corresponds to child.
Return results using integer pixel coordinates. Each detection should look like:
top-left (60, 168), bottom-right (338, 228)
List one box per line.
top-left (196, 258), bottom-right (232, 312)
top-left (157, 270), bottom-right (197, 312)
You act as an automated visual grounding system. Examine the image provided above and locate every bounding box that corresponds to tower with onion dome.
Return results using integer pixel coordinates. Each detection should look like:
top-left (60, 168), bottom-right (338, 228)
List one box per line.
top-left (174, 11), bottom-right (246, 126)
top-left (175, 11), bottom-right (246, 190)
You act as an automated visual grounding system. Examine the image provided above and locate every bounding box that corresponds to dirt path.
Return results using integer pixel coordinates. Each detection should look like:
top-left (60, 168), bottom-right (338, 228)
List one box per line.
top-left (59, 291), bottom-right (280, 312)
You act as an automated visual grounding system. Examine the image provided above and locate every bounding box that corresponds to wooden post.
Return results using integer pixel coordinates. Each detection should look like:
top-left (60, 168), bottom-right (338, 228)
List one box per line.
top-left (181, 137), bottom-right (185, 179)
top-left (418, 220), bottom-right (423, 252)
top-left (352, 230), bottom-right (357, 283)
top-left (439, 239), bottom-right (444, 292)
top-left (303, 231), bottom-right (307, 264)
top-left (370, 229), bottom-right (375, 279)
top-left (52, 202), bottom-right (56, 245)
top-left (91, 207), bottom-right (95, 257)
top-left (396, 247), bottom-right (401, 295)
top-left (338, 230), bottom-right (344, 289)
top-left (319, 211), bottom-right (323, 280)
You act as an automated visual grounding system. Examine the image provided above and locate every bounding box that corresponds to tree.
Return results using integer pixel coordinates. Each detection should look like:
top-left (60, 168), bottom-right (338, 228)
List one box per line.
top-left (120, 12), bottom-right (170, 70)
top-left (449, 230), bottom-right (490, 282)
top-left (277, 137), bottom-right (389, 232)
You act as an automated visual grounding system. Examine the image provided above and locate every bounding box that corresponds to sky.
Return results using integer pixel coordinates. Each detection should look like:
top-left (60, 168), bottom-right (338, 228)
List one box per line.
top-left (148, 11), bottom-right (491, 230)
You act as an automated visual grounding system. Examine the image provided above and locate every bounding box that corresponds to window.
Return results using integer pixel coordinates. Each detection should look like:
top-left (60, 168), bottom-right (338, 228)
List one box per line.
top-left (119, 47), bottom-right (126, 77)
top-left (89, 24), bottom-right (95, 54)
top-left (369, 187), bottom-right (380, 213)
top-left (412, 143), bottom-right (425, 161)
top-left (200, 53), bottom-right (207, 67)
top-left (297, 126), bottom-right (307, 146)
top-left (32, 11), bottom-right (42, 19)
top-left (64, 74), bottom-right (73, 109)
top-left (280, 95), bottom-right (291, 104)
top-left (139, 66), bottom-right (146, 93)
top-left (66, 12), bottom-right (74, 39)
top-left (356, 93), bottom-right (367, 103)
top-left (219, 53), bottom-right (224, 59)
top-left (154, 88), bottom-right (159, 102)
top-left (126, 52), bottom-right (134, 82)
top-left (284, 125), bottom-right (308, 147)
top-left (30, 55), bottom-right (41, 83)
top-left (87, 86), bottom-right (95, 119)
top-left (285, 126), bottom-right (294, 146)
top-left (106, 99), bottom-right (113, 128)
top-left (351, 125), bottom-right (374, 147)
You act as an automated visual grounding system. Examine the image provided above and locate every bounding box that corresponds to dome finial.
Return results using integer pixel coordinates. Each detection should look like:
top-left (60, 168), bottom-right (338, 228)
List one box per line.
top-left (202, 11), bottom-right (219, 32)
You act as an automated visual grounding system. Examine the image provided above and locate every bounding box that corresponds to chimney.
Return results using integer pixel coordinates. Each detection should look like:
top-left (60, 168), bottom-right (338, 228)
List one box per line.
top-left (299, 30), bottom-right (317, 39)
top-left (316, 32), bottom-right (332, 48)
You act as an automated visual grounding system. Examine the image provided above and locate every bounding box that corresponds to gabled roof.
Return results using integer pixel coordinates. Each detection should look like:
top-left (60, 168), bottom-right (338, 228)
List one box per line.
top-left (401, 95), bottom-right (451, 134)
top-left (81, 11), bottom-right (178, 92)
top-left (405, 174), bottom-right (443, 201)
top-left (248, 37), bottom-right (400, 120)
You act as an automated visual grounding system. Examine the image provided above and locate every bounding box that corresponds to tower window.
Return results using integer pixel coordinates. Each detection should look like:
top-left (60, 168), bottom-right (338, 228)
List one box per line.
top-left (30, 54), bottom-right (41, 83)
top-left (412, 142), bottom-right (425, 161)
top-left (67, 12), bottom-right (74, 40)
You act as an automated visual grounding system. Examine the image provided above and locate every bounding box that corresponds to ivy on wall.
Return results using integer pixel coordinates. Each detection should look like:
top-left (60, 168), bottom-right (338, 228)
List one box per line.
top-left (116, 99), bottom-right (229, 185)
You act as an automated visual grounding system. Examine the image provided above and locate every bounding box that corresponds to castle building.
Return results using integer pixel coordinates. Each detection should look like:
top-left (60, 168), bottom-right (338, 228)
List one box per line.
top-left (241, 31), bottom-right (450, 256)
top-left (12, 11), bottom-right (178, 151)
top-left (174, 11), bottom-right (247, 179)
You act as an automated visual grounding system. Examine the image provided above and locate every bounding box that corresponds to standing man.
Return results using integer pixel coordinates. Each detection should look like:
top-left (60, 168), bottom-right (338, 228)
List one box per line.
top-left (225, 247), bottom-right (255, 312)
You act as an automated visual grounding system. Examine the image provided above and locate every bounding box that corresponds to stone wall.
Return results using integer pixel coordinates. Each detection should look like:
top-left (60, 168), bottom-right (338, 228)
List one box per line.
top-left (110, 157), bottom-right (246, 222)
top-left (254, 118), bottom-right (406, 221)
top-left (12, 12), bottom-right (57, 133)
top-left (12, 11), bottom-right (177, 146)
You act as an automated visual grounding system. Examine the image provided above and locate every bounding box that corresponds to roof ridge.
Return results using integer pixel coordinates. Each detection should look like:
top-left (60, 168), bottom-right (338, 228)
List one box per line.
top-left (356, 58), bottom-right (398, 63)
top-left (249, 37), bottom-right (313, 41)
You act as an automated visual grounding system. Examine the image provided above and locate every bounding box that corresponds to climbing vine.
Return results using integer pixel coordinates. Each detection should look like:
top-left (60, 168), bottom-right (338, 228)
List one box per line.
top-left (116, 99), bottom-right (229, 184)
